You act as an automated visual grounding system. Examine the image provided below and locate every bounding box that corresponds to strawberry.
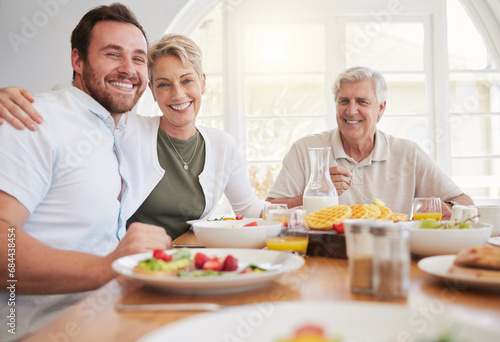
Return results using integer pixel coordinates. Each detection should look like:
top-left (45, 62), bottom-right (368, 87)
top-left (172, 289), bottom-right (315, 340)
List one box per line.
top-left (332, 222), bottom-right (344, 234)
top-left (295, 324), bottom-right (325, 337)
top-left (235, 216), bottom-right (243, 220)
top-left (152, 249), bottom-right (172, 262)
top-left (202, 260), bottom-right (223, 272)
top-left (222, 255), bottom-right (238, 271)
top-left (243, 221), bottom-right (258, 227)
top-left (194, 252), bottom-right (209, 269)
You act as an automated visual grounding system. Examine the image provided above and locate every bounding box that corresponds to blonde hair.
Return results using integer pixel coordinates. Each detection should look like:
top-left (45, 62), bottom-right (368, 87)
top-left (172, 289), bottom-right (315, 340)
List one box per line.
top-left (147, 34), bottom-right (203, 83)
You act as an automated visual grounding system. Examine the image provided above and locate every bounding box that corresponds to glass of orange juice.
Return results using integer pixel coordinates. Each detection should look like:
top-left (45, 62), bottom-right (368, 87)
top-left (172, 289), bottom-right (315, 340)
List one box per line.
top-left (266, 209), bottom-right (309, 257)
top-left (412, 197), bottom-right (442, 220)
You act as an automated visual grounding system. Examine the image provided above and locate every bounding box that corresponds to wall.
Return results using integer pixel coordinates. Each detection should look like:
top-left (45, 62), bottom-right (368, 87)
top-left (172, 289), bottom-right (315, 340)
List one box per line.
top-left (0, 0), bottom-right (191, 92)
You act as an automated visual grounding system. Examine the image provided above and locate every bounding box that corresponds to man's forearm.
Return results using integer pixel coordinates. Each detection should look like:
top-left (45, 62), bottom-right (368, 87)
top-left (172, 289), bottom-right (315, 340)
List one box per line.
top-left (449, 193), bottom-right (474, 206)
top-left (1, 225), bottom-right (114, 295)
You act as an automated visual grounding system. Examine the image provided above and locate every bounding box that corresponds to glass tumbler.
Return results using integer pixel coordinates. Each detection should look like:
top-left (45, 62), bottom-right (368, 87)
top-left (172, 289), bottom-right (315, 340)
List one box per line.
top-left (412, 197), bottom-right (442, 220)
top-left (266, 209), bottom-right (309, 257)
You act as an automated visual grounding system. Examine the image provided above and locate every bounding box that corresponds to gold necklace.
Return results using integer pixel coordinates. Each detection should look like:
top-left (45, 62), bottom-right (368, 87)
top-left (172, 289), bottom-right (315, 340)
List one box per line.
top-left (165, 132), bottom-right (199, 171)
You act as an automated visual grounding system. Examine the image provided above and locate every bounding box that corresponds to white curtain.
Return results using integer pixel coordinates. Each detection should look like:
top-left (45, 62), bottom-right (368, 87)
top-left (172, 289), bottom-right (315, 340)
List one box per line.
top-left (459, 0), bottom-right (500, 67)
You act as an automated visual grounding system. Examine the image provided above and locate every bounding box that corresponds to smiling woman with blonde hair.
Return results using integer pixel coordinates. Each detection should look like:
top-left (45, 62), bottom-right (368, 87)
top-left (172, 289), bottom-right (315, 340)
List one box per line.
top-left (125, 34), bottom-right (265, 239)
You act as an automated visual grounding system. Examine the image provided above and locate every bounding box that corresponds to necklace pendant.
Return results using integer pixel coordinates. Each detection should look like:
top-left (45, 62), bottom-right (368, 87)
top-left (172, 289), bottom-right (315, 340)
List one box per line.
top-left (183, 164), bottom-right (189, 171)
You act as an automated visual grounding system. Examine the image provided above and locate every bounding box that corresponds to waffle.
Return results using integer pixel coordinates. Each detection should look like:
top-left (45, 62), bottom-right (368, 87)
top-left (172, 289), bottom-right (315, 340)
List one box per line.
top-left (307, 205), bottom-right (352, 230)
top-left (377, 205), bottom-right (393, 219)
top-left (364, 204), bottom-right (382, 218)
top-left (390, 213), bottom-right (409, 222)
top-left (350, 204), bottom-right (381, 219)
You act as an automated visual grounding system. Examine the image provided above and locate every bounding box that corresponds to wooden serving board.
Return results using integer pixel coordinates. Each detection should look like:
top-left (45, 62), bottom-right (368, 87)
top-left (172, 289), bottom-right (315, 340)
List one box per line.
top-left (307, 230), bottom-right (347, 259)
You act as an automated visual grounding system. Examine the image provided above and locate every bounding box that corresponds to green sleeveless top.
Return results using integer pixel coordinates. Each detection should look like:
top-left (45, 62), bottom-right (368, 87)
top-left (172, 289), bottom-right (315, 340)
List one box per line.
top-left (127, 129), bottom-right (206, 240)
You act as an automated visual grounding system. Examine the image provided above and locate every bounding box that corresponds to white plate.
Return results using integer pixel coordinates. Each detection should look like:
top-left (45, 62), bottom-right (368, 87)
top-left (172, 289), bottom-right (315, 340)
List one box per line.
top-left (418, 255), bottom-right (500, 289)
top-left (111, 248), bottom-right (304, 294)
top-left (488, 236), bottom-right (500, 247)
top-left (187, 218), bottom-right (263, 226)
top-left (138, 301), bottom-right (499, 341)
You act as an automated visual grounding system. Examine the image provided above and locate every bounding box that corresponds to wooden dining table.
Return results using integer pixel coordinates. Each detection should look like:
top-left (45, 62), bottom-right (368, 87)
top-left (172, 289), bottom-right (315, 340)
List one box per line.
top-left (20, 231), bottom-right (500, 341)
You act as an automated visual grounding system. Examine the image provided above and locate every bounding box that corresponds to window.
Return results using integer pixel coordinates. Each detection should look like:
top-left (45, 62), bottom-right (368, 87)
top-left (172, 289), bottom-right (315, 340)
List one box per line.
top-left (447, 0), bottom-right (500, 199)
top-left (141, 0), bottom-right (499, 201)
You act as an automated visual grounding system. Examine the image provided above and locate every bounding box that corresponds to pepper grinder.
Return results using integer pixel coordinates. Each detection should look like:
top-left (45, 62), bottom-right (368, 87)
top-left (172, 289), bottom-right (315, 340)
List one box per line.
top-left (371, 222), bottom-right (410, 300)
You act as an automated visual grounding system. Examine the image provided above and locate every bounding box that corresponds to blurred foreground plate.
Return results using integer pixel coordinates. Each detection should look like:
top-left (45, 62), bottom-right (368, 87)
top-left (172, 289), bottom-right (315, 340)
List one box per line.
top-left (138, 300), bottom-right (498, 341)
top-left (112, 248), bottom-right (303, 294)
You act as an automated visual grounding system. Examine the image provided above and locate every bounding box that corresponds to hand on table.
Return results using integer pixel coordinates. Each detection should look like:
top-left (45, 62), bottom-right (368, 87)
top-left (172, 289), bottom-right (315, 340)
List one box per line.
top-left (0, 86), bottom-right (43, 130)
top-left (107, 222), bottom-right (172, 262)
top-left (329, 165), bottom-right (352, 195)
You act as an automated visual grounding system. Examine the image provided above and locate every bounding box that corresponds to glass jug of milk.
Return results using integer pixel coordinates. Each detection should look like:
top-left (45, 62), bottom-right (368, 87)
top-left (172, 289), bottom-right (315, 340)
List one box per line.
top-left (303, 147), bottom-right (338, 214)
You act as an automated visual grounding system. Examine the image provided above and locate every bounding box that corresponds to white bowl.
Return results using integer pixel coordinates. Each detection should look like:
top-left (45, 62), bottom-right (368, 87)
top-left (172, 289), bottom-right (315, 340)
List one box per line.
top-left (192, 220), bottom-right (282, 249)
top-left (409, 221), bottom-right (492, 257)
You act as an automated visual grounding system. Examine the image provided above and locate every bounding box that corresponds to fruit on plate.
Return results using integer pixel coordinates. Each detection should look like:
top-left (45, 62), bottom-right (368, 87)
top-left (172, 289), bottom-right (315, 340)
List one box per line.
top-left (209, 216), bottom-right (243, 221)
top-left (332, 222), bottom-right (344, 234)
top-left (418, 218), bottom-right (472, 229)
top-left (419, 218), bottom-right (440, 229)
top-left (243, 221), bottom-right (259, 227)
top-left (278, 323), bottom-right (342, 342)
top-left (134, 248), bottom-right (193, 276)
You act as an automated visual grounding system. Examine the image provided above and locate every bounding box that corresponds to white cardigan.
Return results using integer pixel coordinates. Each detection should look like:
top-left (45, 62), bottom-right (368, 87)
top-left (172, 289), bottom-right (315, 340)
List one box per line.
top-left (196, 125), bottom-right (265, 219)
top-left (120, 116), bottom-right (265, 220)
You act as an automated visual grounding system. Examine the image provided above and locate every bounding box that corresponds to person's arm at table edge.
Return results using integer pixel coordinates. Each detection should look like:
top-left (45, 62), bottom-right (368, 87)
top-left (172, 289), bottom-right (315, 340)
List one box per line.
top-left (0, 86), bottom-right (43, 131)
top-left (439, 192), bottom-right (474, 219)
top-left (265, 196), bottom-right (304, 209)
top-left (444, 193), bottom-right (474, 210)
top-left (0, 191), bottom-right (171, 295)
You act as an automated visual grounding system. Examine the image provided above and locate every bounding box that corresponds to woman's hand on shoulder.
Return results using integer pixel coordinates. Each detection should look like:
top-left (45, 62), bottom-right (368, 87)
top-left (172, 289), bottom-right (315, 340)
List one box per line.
top-left (0, 86), bottom-right (43, 131)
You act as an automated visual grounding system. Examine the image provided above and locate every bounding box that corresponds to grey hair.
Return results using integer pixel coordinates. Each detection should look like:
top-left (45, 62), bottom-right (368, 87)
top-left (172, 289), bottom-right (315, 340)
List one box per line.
top-left (332, 66), bottom-right (388, 103)
top-left (147, 34), bottom-right (203, 83)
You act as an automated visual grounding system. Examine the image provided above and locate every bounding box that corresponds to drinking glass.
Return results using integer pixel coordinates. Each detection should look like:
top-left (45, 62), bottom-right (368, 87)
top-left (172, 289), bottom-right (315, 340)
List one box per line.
top-left (263, 203), bottom-right (288, 220)
top-left (412, 197), bottom-right (442, 220)
top-left (266, 209), bottom-right (309, 257)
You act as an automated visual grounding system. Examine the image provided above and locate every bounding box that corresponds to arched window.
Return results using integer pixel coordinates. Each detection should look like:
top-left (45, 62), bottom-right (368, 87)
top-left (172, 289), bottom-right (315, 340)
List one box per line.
top-left (141, 0), bottom-right (499, 202)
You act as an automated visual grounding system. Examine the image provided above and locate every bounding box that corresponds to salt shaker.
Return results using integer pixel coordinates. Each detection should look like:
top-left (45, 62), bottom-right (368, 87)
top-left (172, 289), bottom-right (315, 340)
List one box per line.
top-left (344, 219), bottom-right (391, 294)
top-left (371, 222), bottom-right (410, 300)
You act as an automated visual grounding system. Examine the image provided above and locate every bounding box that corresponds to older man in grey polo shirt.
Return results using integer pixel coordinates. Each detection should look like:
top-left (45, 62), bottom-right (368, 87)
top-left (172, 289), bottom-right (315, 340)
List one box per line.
top-left (266, 66), bottom-right (473, 218)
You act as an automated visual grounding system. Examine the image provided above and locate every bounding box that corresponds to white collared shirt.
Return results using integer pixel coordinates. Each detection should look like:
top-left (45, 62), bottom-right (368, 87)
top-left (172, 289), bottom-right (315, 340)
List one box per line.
top-left (0, 84), bottom-right (164, 340)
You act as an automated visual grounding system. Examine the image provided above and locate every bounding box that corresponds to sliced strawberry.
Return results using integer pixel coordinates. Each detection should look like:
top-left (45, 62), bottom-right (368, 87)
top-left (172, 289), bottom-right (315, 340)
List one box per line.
top-left (332, 222), bottom-right (344, 234)
top-left (243, 221), bottom-right (258, 227)
top-left (152, 249), bottom-right (172, 262)
top-left (202, 260), bottom-right (223, 272)
top-left (222, 255), bottom-right (238, 271)
top-left (194, 252), bottom-right (209, 269)
top-left (208, 255), bottom-right (219, 261)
